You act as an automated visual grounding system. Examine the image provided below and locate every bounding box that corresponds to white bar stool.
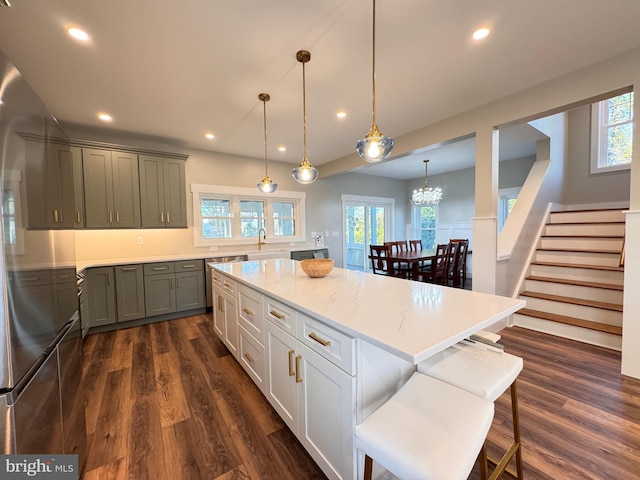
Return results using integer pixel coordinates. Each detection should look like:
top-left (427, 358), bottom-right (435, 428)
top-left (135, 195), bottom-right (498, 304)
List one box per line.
top-left (417, 342), bottom-right (524, 480)
top-left (355, 372), bottom-right (494, 480)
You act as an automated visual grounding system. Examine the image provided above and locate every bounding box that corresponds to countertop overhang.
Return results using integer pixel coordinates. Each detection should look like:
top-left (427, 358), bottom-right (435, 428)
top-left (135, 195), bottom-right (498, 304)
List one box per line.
top-left (212, 259), bottom-right (525, 364)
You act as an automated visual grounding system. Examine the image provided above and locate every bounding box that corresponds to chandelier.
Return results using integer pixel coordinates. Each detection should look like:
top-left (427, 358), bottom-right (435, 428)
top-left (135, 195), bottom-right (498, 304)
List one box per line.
top-left (412, 160), bottom-right (442, 205)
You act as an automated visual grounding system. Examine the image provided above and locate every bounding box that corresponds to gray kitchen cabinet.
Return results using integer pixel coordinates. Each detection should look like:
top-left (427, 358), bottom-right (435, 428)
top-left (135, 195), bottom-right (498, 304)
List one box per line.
top-left (71, 146), bottom-right (85, 228)
top-left (144, 260), bottom-right (204, 316)
top-left (139, 154), bottom-right (187, 228)
top-left (114, 264), bottom-right (145, 322)
top-left (82, 148), bottom-right (141, 228)
top-left (23, 138), bottom-right (75, 229)
top-left (290, 248), bottom-right (329, 260)
top-left (85, 266), bottom-right (117, 327)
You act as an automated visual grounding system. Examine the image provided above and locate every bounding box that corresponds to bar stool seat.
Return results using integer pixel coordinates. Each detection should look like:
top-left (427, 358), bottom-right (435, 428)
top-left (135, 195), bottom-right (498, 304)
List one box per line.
top-left (417, 342), bottom-right (524, 479)
top-left (355, 372), bottom-right (494, 480)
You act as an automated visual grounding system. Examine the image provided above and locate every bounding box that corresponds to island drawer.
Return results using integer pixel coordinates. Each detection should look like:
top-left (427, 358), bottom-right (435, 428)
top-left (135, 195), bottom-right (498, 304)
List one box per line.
top-left (239, 325), bottom-right (266, 392)
top-left (212, 270), bottom-right (236, 297)
top-left (264, 295), bottom-right (297, 337)
top-left (143, 262), bottom-right (174, 275)
top-left (238, 283), bottom-right (264, 344)
top-left (299, 313), bottom-right (355, 375)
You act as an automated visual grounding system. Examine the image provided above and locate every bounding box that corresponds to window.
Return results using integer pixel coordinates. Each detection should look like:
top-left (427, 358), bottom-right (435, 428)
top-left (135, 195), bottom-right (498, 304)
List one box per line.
top-left (591, 92), bottom-right (634, 173)
top-left (2, 171), bottom-right (25, 254)
top-left (192, 184), bottom-right (306, 247)
top-left (414, 204), bottom-right (437, 249)
top-left (498, 187), bottom-right (520, 231)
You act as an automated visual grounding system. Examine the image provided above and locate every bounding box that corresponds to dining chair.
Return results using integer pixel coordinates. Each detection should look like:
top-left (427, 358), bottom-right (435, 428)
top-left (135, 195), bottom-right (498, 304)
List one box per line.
top-left (383, 241), bottom-right (411, 278)
top-left (449, 239), bottom-right (469, 288)
top-left (369, 245), bottom-right (402, 277)
top-left (418, 243), bottom-right (450, 284)
top-left (408, 239), bottom-right (422, 251)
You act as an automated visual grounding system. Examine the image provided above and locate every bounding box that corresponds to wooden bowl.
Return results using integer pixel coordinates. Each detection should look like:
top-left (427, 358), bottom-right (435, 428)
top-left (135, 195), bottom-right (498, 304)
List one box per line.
top-left (300, 258), bottom-right (334, 278)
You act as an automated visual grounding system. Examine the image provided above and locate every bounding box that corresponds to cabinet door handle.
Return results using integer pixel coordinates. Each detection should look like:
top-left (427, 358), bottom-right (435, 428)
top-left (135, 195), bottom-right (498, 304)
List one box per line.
top-left (217, 295), bottom-right (223, 312)
top-left (77, 211), bottom-right (81, 223)
top-left (53, 210), bottom-right (59, 223)
top-left (107, 273), bottom-right (112, 285)
top-left (166, 212), bottom-right (170, 224)
top-left (161, 212), bottom-right (164, 223)
top-left (288, 350), bottom-right (295, 376)
top-left (244, 353), bottom-right (255, 364)
top-left (109, 211), bottom-right (113, 223)
top-left (295, 355), bottom-right (302, 383)
top-left (270, 310), bottom-right (285, 320)
top-left (242, 307), bottom-right (253, 316)
top-left (116, 211), bottom-right (120, 223)
top-left (308, 332), bottom-right (332, 347)
top-left (176, 277), bottom-right (180, 288)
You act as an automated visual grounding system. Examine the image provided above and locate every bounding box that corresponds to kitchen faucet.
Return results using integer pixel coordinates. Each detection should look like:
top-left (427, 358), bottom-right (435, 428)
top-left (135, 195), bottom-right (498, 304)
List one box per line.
top-left (258, 228), bottom-right (266, 250)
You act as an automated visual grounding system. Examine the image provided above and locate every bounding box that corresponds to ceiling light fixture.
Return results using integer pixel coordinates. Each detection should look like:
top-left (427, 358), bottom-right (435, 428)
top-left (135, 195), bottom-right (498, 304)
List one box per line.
top-left (97, 113), bottom-right (112, 122)
top-left (473, 27), bottom-right (491, 40)
top-left (67, 27), bottom-right (90, 42)
top-left (292, 50), bottom-right (319, 185)
top-left (412, 160), bottom-right (443, 205)
top-left (356, 0), bottom-right (394, 163)
top-left (205, 132), bottom-right (215, 140)
top-left (256, 93), bottom-right (278, 194)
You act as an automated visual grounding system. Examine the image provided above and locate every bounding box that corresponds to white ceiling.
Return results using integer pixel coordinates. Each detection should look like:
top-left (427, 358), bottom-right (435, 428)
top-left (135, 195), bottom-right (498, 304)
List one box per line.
top-left (1, 0), bottom-right (639, 180)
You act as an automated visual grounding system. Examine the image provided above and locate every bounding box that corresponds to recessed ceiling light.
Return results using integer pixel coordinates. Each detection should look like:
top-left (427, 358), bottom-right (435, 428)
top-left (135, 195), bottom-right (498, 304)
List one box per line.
top-left (472, 27), bottom-right (490, 40)
top-left (67, 27), bottom-right (90, 42)
top-left (97, 113), bottom-right (112, 122)
top-left (278, 146), bottom-right (286, 152)
top-left (205, 133), bottom-right (215, 140)
top-left (336, 111), bottom-right (347, 119)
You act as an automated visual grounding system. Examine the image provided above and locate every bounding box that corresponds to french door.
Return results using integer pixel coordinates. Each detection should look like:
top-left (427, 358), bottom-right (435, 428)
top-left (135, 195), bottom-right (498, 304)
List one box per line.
top-left (342, 195), bottom-right (394, 272)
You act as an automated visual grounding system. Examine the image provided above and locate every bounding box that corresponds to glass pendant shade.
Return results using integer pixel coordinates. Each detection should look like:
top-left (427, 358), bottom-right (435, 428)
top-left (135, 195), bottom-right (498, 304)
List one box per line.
top-left (412, 159), bottom-right (443, 205)
top-left (292, 50), bottom-right (319, 185)
top-left (256, 93), bottom-right (278, 193)
top-left (356, 0), bottom-right (394, 163)
top-left (356, 124), bottom-right (395, 162)
top-left (292, 158), bottom-right (319, 184)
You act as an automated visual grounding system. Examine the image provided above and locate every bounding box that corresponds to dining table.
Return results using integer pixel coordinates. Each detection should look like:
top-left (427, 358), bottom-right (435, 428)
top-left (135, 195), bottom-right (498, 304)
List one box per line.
top-left (386, 248), bottom-right (436, 281)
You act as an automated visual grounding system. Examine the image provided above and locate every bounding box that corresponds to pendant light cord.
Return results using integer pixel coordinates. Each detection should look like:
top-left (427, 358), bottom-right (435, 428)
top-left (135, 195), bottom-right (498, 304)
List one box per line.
top-left (262, 97), bottom-right (269, 176)
top-left (371, 0), bottom-right (377, 126)
top-left (302, 59), bottom-right (308, 160)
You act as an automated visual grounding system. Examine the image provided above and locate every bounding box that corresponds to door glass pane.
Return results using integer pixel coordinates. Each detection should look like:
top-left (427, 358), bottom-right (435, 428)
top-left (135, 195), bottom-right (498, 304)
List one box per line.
top-left (369, 207), bottom-right (385, 245)
top-left (345, 206), bottom-right (365, 270)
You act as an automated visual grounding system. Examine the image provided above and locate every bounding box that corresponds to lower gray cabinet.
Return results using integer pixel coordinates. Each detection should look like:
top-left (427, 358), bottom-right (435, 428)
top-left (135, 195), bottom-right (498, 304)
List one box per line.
top-left (114, 265), bottom-right (145, 322)
top-left (86, 267), bottom-right (117, 327)
top-left (144, 260), bottom-right (205, 317)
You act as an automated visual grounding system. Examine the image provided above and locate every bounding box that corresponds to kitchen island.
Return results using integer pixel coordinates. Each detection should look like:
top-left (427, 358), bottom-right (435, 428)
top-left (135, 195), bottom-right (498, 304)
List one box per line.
top-left (211, 259), bottom-right (525, 480)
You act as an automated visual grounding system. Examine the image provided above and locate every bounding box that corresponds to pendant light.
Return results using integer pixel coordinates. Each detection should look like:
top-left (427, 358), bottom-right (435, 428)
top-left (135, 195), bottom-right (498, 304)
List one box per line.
top-left (356, 0), bottom-right (394, 163)
top-left (292, 50), bottom-right (319, 184)
top-left (256, 93), bottom-right (278, 193)
top-left (412, 160), bottom-right (443, 205)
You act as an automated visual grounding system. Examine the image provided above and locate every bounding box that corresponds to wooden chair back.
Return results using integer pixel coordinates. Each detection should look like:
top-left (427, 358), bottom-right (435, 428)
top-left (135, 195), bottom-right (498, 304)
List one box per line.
top-left (419, 243), bottom-right (451, 284)
top-left (384, 240), bottom-right (408, 254)
top-left (449, 239), bottom-right (469, 288)
top-left (369, 245), bottom-right (393, 276)
top-left (409, 240), bottom-right (423, 251)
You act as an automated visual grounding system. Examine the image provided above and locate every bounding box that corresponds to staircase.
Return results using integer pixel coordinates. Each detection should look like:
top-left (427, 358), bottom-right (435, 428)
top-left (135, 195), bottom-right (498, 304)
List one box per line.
top-left (513, 208), bottom-right (625, 350)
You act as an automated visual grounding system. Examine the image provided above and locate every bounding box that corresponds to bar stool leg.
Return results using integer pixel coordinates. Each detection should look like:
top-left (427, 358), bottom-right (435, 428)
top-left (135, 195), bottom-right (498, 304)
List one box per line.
top-left (479, 444), bottom-right (489, 480)
top-left (512, 381), bottom-right (524, 478)
top-left (364, 454), bottom-right (373, 480)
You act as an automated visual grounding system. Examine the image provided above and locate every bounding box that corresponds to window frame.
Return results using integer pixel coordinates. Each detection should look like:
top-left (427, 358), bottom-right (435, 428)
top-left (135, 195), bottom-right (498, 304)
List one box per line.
top-left (498, 187), bottom-right (521, 232)
top-left (412, 203), bottom-right (438, 249)
top-left (192, 184), bottom-right (306, 247)
top-left (590, 92), bottom-right (634, 174)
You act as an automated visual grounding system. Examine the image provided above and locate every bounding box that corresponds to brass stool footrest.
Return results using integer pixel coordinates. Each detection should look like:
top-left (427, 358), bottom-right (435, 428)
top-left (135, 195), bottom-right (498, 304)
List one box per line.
top-left (487, 441), bottom-right (521, 480)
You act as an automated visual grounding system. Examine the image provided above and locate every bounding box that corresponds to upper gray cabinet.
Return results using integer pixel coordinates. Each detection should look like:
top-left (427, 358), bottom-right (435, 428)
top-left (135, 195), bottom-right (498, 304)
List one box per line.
top-left (82, 148), bottom-right (141, 228)
top-left (71, 146), bottom-right (85, 228)
top-left (24, 139), bottom-right (75, 229)
top-left (139, 155), bottom-right (187, 228)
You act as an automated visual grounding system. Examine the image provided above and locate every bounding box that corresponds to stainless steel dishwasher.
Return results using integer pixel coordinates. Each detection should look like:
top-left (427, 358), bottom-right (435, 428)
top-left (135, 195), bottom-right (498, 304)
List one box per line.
top-left (205, 255), bottom-right (248, 308)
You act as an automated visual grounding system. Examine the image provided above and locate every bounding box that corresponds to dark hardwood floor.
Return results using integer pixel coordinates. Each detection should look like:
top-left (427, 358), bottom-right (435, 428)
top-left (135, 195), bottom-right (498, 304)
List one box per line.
top-left (81, 315), bottom-right (640, 480)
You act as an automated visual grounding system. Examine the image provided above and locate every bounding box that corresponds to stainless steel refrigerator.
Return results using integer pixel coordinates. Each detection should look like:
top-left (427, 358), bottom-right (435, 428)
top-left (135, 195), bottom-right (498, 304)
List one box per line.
top-left (0, 48), bottom-right (87, 464)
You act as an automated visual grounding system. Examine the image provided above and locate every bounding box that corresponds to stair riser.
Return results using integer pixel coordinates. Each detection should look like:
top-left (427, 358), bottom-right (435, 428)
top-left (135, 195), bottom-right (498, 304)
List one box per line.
top-left (524, 279), bottom-right (623, 304)
top-left (534, 250), bottom-right (623, 268)
top-left (517, 296), bottom-right (622, 326)
top-left (512, 314), bottom-right (622, 351)
top-left (530, 264), bottom-right (624, 284)
top-left (548, 211), bottom-right (625, 224)
top-left (544, 223), bottom-right (625, 236)
top-left (539, 237), bottom-right (623, 251)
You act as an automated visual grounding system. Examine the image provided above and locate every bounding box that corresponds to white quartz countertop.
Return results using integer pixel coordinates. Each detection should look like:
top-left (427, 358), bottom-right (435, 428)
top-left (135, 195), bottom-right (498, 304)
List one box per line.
top-left (212, 259), bottom-right (525, 364)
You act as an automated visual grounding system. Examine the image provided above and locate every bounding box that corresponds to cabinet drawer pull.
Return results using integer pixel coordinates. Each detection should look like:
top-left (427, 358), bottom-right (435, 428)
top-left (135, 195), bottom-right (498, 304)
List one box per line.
top-left (181, 264), bottom-right (196, 268)
top-left (308, 332), bottom-right (332, 347)
top-left (242, 307), bottom-right (254, 316)
top-left (244, 353), bottom-right (255, 364)
top-left (288, 350), bottom-right (295, 376)
top-left (121, 267), bottom-right (136, 271)
top-left (24, 277), bottom-right (40, 282)
top-left (295, 355), bottom-right (302, 383)
top-left (270, 310), bottom-right (285, 320)
top-left (153, 267), bottom-right (167, 271)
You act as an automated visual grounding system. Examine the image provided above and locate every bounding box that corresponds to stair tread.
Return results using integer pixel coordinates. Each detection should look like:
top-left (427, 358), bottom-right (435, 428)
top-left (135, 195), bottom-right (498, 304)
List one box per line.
top-left (546, 221), bottom-right (625, 225)
top-left (541, 235), bottom-right (624, 239)
top-left (516, 308), bottom-right (622, 336)
top-left (532, 261), bottom-right (624, 272)
top-left (526, 275), bottom-right (624, 291)
top-left (537, 247), bottom-right (621, 254)
top-left (519, 290), bottom-right (623, 311)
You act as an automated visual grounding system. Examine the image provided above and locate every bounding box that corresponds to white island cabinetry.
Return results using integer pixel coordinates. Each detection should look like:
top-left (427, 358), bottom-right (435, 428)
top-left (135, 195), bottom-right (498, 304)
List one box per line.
top-left (210, 259), bottom-right (525, 480)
